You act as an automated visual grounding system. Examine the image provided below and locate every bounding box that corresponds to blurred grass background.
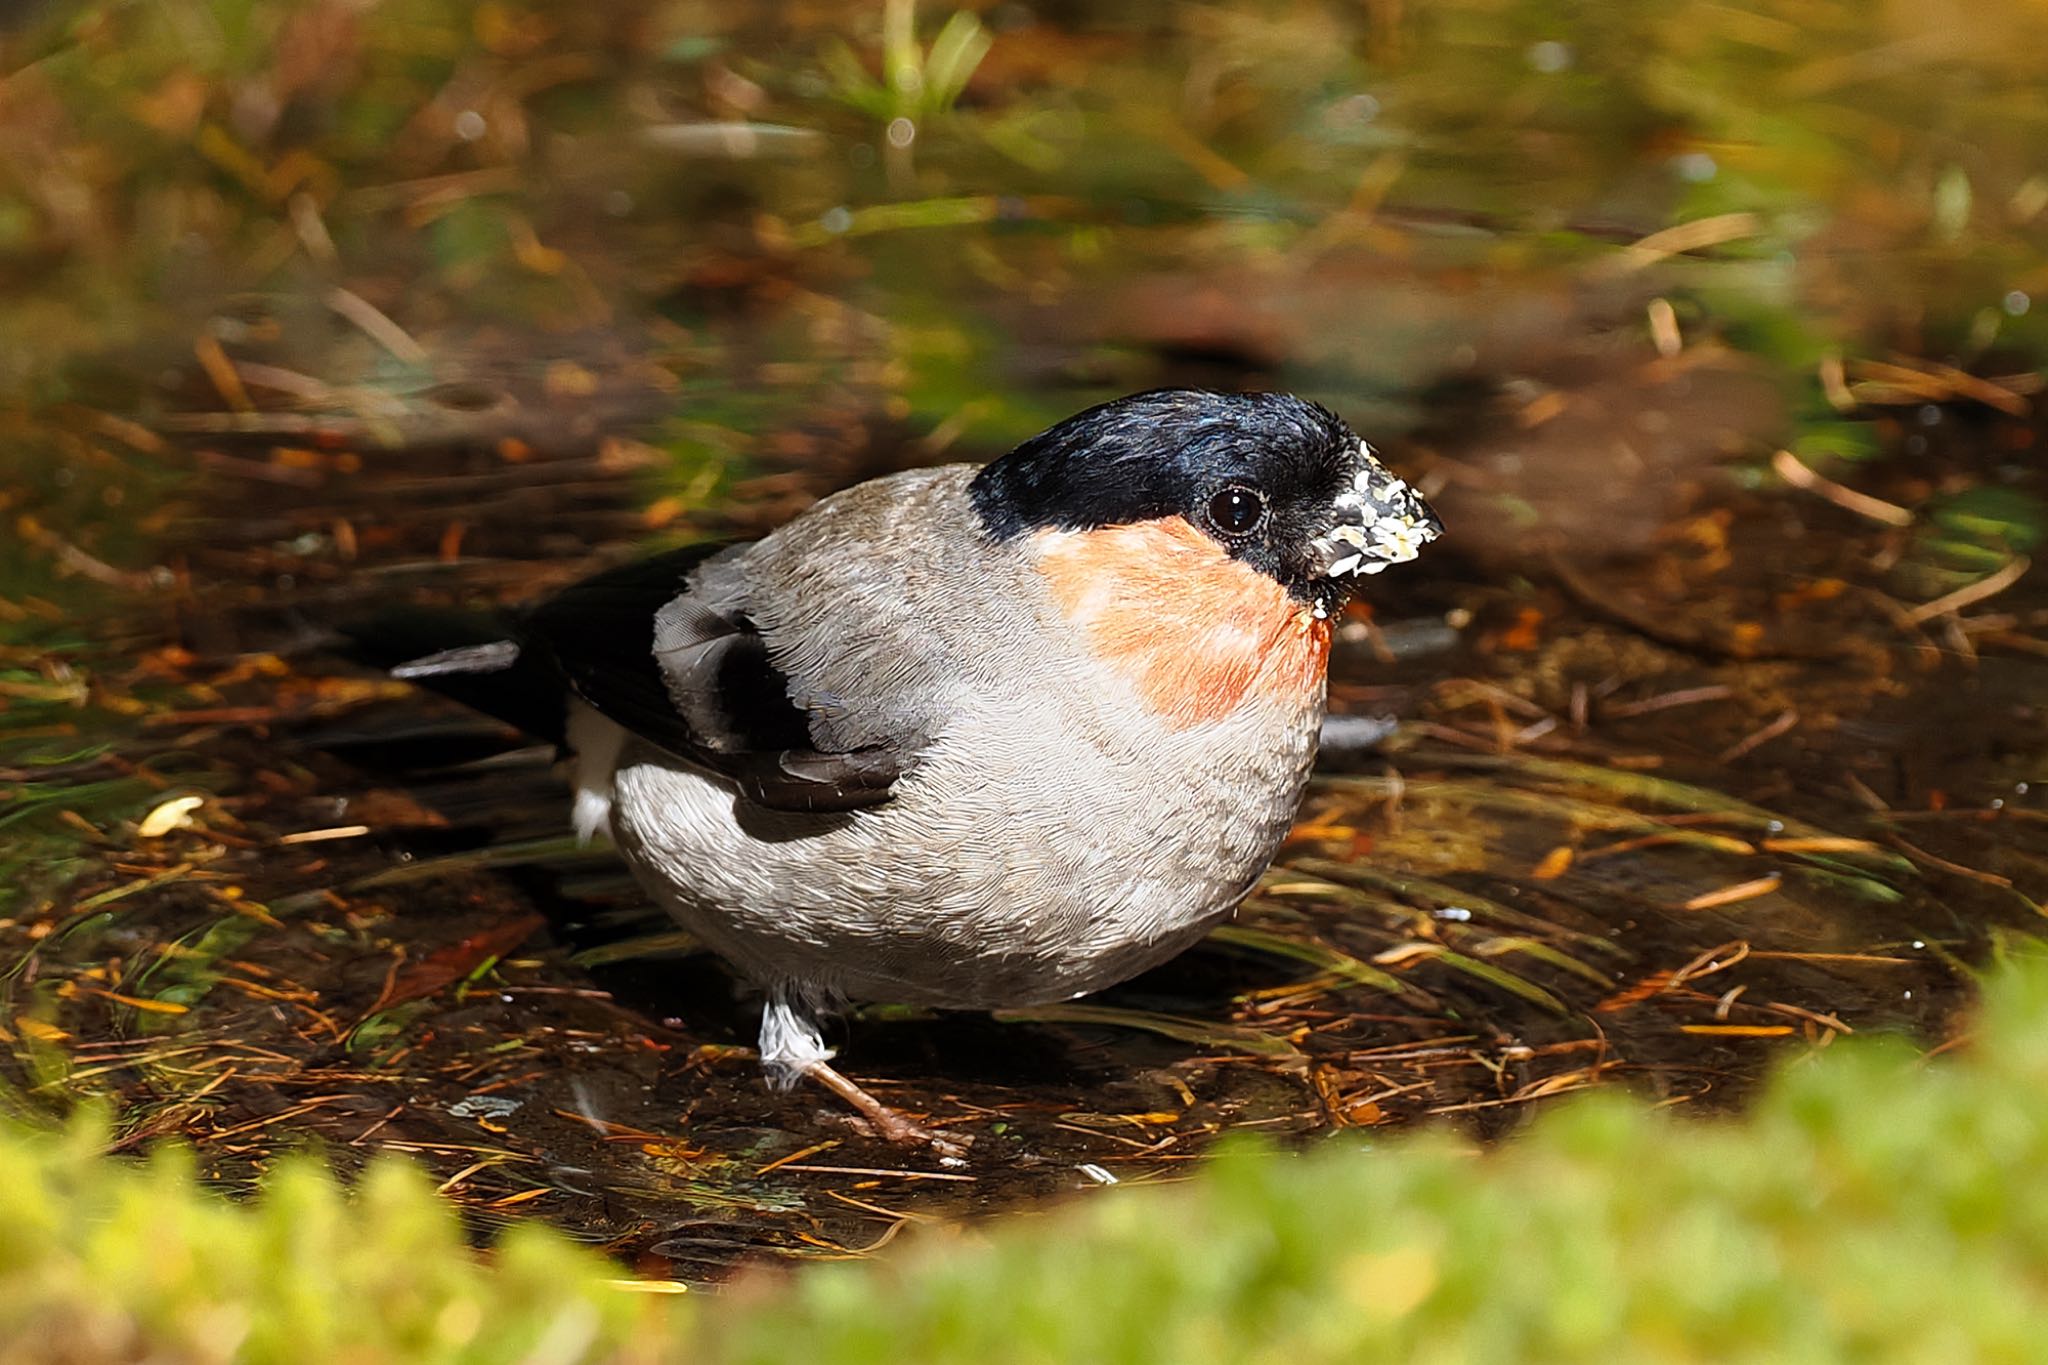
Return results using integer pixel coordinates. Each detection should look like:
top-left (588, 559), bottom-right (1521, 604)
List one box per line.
top-left (5, 0), bottom-right (2047, 564)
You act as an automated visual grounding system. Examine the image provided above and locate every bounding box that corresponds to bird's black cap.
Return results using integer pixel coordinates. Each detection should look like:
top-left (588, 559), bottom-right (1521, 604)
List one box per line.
top-left (969, 388), bottom-right (1374, 603)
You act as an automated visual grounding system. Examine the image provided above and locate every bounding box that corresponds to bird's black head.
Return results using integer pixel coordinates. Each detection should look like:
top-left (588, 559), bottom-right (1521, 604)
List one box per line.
top-left (970, 389), bottom-right (1440, 614)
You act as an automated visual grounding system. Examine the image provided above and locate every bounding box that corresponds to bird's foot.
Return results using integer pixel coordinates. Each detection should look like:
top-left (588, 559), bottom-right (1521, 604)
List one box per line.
top-left (803, 1060), bottom-right (970, 1162)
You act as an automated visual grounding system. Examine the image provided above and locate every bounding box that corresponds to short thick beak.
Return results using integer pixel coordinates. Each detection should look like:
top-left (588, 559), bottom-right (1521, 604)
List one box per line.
top-left (1309, 447), bottom-right (1443, 584)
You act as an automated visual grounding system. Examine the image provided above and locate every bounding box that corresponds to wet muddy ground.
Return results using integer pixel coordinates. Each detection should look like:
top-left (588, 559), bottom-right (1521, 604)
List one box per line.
top-left (4, 364), bottom-right (2042, 1283)
top-left (3, 0), bottom-right (2046, 1288)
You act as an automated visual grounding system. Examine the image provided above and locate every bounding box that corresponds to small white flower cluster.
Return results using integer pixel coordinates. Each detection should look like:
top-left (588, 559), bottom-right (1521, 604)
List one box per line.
top-left (1312, 442), bottom-right (1441, 584)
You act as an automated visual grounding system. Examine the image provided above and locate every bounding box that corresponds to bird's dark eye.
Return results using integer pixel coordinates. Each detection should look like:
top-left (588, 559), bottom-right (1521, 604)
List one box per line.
top-left (1206, 484), bottom-right (1267, 536)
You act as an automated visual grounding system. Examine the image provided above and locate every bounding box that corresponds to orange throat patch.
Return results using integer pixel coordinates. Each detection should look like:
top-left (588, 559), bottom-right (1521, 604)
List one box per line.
top-left (1033, 517), bottom-right (1332, 729)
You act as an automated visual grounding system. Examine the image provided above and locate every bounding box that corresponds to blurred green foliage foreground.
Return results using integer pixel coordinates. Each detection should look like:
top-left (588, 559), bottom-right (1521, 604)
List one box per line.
top-left (6, 952), bottom-right (2048, 1363)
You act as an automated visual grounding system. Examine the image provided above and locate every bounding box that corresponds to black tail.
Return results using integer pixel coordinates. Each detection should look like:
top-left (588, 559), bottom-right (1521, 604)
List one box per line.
top-left (338, 607), bottom-right (569, 746)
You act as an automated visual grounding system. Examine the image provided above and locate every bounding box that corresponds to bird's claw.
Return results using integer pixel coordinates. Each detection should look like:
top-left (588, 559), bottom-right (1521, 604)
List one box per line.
top-left (867, 1111), bottom-right (971, 1163)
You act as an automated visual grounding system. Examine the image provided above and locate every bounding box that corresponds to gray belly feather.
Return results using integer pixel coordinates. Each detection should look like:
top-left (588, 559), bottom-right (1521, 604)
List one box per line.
top-left (589, 462), bottom-right (1328, 1011)
top-left (604, 687), bottom-right (1322, 1010)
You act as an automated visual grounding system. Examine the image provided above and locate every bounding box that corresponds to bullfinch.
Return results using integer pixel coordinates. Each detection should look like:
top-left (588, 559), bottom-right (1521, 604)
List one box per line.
top-left (387, 389), bottom-right (1441, 1152)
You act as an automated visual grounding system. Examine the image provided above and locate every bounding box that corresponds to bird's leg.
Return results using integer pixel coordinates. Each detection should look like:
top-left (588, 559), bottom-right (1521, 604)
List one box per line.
top-left (758, 989), bottom-right (967, 1160)
top-left (800, 1058), bottom-right (966, 1158)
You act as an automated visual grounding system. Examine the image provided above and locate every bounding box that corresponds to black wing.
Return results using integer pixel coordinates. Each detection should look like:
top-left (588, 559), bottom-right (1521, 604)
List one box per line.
top-left (518, 545), bottom-right (907, 813)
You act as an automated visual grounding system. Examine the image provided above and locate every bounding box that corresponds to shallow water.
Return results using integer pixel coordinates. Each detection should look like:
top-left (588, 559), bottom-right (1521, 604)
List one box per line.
top-left (1, 0), bottom-right (2044, 1281)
